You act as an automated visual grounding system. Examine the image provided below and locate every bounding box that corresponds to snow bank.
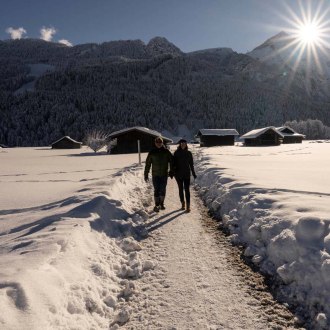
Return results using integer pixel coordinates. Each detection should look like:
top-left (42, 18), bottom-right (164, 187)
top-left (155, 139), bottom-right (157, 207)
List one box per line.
top-left (195, 142), bottom-right (330, 329)
top-left (0, 147), bottom-right (151, 329)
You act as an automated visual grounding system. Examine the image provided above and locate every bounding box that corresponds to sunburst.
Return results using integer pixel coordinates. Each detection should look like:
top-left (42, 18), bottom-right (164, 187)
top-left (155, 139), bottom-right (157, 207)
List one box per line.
top-left (262, 1), bottom-right (330, 93)
top-left (297, 22), bottom-right (322, 45)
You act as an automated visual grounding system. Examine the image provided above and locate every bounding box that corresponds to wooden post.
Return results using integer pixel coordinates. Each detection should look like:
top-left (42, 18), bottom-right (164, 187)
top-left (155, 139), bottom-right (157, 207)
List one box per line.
top-left (137, 140), bottom-right (141, 165)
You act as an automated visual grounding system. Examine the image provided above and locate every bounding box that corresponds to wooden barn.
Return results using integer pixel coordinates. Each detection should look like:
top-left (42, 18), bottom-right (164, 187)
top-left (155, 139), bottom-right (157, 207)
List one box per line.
top-left (51, 136), bottom-right (82, 149)
top-left (276, 126), bottom-right (305, 144)
top-left (241, 127), bottom-right (284, 146)
top-left (109, 127), bottom-right (172, 154)
top-left (196, 129), bottom-right (239, 147)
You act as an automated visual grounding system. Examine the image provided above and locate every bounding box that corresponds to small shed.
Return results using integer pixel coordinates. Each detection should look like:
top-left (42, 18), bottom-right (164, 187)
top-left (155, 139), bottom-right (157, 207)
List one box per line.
top-left (276, 126), bottom-right (305, 144)
top-left (196, 129), bottom-right (239, 147)
top-left (241, 127), bottom-right (284, 146)
top-left (109, 127), bottom-right (172, 154)
top-left (51, 136), bottom-right (82, 149)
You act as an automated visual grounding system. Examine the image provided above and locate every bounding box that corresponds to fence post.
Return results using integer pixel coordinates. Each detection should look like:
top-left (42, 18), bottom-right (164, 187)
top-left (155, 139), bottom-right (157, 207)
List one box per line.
top-left (137, 140), bottom-right (141, 165)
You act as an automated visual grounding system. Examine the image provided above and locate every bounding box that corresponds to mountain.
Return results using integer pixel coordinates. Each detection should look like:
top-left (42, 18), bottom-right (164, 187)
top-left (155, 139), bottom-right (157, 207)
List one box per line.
top-left (146, 37), bottom-right (183, 56)
top-left (248, 31), bottom-right (330, 98)
top-left (247, 31), bottom-right (294, 65)
top-left (0, 35), bottom-right (329, 147)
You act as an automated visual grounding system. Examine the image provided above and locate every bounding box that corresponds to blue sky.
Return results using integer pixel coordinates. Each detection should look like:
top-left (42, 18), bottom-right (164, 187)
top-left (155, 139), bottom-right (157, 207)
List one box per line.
top-left (0, 0), bottom-right (326, 53)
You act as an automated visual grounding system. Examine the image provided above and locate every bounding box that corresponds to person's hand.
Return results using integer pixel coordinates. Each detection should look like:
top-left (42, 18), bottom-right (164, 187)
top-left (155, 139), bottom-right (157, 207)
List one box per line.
top-left (144, 175), bottom-right (149, 182)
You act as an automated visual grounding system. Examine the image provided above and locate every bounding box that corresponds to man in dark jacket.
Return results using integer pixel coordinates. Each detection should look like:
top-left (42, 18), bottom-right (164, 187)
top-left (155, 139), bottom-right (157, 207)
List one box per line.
top-left (144, 137), bottom-right (173, 212)
top-left (173, 139), bottom-right (196, 212)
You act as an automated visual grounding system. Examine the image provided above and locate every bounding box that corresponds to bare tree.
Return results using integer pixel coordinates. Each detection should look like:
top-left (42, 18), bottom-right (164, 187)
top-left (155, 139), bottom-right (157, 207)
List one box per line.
top-left (85, 131), bottom-right (110, 153)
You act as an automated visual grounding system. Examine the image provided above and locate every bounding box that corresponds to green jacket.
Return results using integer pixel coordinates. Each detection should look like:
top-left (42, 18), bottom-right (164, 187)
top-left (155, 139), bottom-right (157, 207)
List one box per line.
top-left (144, 146), bottom-right (173, 177)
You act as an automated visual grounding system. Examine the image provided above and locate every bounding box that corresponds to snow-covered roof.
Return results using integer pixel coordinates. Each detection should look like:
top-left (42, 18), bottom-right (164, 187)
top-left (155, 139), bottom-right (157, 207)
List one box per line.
top-left (51, 136), bottom-right (82, 145)
top-left (276, 126), bottom-right (305, 137)
top-left (197, 129), bottom-right (239, 136)
top-left (109, 126), bottom-right (173, 142)
top-left (241, 126), bottom-right (284, 139)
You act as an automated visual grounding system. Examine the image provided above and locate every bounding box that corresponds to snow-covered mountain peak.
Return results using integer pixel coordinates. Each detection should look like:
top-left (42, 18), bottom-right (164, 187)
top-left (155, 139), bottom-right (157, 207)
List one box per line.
top-left (188, 47), bottom-right (234, 56)
top-left (248, 31), bottom-right (330, 75)
top-left (147, 36), bottom-right (182, 56)
top-left (247, 31), bottom-right (296, 65)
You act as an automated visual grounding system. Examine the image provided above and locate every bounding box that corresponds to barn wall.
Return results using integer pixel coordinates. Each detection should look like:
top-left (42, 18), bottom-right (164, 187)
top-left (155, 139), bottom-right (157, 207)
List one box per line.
top-left (282, 136), bottom-right (303, 144)
top-left (111, 131), bottom-right (166, 154)
top-left (244, 130), bottom-right (282, 146)
top-left (200, 135), bottom-right (235, 147)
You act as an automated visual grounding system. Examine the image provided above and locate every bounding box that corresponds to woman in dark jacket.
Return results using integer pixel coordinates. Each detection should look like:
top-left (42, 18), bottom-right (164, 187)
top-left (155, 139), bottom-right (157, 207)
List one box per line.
top-left (173, 139), bottom-right (196, 212)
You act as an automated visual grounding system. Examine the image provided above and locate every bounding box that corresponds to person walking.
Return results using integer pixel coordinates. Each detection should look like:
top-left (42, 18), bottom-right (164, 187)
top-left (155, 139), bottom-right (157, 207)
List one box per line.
top-left (173, 139), bottom-right (196, 213)
top-left (144, 136), bottom-right (173, 212)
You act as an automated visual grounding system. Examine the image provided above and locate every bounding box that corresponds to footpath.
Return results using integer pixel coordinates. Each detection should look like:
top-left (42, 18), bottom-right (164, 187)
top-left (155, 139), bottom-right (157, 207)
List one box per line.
top-left (125, 178), bottom-right (301, 330)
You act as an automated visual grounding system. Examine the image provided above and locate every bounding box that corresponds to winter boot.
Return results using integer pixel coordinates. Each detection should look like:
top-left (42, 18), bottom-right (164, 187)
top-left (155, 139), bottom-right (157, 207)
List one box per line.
top-left (186, 203), bottom-right (190, 213)
top-left (153, 205), bottom-right (160, 212)
top-left (154, 197), bottom-right (160, 212)
top-left (181, 201), bottom-right (185, 210)
top-left (159, 196), bottom-right (165, 210)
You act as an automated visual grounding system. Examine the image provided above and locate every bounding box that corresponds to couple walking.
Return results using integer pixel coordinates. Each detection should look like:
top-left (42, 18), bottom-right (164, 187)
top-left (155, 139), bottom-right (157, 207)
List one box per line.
top-left (144, 136), bottom-right (196, 213)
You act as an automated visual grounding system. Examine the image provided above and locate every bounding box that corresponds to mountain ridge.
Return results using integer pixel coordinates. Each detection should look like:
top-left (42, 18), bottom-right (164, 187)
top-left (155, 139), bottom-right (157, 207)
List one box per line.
top-left (0, 33), bottom-right (329, 146)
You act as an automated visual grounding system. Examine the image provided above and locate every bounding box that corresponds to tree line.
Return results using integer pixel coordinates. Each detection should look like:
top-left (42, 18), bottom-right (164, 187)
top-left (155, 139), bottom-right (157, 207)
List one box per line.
top-left (1, 39), bottom-right (330, 146)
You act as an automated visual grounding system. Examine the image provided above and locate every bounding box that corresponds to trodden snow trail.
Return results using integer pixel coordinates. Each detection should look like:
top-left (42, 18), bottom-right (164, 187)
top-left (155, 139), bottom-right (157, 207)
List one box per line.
top-left (125, 179), bottom-right (302, 330)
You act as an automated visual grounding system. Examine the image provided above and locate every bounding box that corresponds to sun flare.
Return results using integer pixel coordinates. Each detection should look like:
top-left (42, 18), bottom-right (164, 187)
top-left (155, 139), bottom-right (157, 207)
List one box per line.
top-left (297, 22), bottom-right (321, 44)
top-left (265, 0), bottom-right (330, 79)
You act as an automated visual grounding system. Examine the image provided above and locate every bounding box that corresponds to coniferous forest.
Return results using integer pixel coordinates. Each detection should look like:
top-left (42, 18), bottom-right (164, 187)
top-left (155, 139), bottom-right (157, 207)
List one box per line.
top-left (1, 37), bottom-right (329, 146)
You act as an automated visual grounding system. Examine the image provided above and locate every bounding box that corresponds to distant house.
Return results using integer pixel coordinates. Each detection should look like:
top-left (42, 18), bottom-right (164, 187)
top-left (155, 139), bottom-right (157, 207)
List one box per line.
top-left (196, 129), bottom-right (239, 147)
top-left (51, 136), bottom-right (82, 149)
top-left (276, 126), bottom-right (305, 144)
top-left (109, 126), bottom-right (172, 154)
top-left (241, 127), bottom-right (284, 146)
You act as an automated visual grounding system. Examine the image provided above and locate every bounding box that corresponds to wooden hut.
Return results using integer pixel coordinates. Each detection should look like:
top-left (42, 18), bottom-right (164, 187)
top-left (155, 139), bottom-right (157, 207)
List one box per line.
top-left (51, 136), bottom-right (82, 149)
top-left (109, 127), bottom-right (172, 154)
top-left (241, 127), bottom-right (284, 146)
top-left (196, 129), bottom-right (239, 147)
top-left (276, 126), bottom-right (305, 144)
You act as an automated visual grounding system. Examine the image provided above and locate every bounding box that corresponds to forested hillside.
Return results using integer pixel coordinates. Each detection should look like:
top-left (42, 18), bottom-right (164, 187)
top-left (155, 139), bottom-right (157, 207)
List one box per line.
top-left (0, 37), bottom-right (329, 146)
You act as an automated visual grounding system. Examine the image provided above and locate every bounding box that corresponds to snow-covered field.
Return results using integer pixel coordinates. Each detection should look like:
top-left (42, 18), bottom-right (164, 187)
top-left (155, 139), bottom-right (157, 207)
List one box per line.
top-left (0, 146), bottom-right (150, 329)
top-left (195, 141), bottom-right (330, 328)
top-left (1, 141), bottom-right (330, 329)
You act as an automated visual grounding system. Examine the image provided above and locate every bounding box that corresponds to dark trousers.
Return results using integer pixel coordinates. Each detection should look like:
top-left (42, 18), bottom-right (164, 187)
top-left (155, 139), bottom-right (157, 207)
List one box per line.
top-left (152, 176), bottom-right (168, 198)
top-left (175, 177), bottom-right (191, 205)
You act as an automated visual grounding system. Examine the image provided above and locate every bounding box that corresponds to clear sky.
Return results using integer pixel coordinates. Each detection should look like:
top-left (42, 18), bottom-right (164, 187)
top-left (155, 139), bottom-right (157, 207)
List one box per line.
top-left (0, 0), bottom-right (328, 53)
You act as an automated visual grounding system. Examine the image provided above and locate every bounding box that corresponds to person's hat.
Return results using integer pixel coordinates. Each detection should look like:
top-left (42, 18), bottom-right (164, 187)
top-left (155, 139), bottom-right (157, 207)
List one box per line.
top-left (178, 138), bottom-right (187, 144)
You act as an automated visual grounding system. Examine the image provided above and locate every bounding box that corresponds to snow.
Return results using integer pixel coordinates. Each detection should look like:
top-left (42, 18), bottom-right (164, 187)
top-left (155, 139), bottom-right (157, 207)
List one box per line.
top-left (241, 126), bottom-right (284, 139)
top-left (247, 31), bottom-right (330, 82)
top-left (0, 146), bottom-right (148, 329)
top-left (14, 63), bottom-right (55, 95)
top-left (198, 129), bottom-right (239, 136)
top-left (1, 141), bottom-right (330, 328)
top-left (195, 141), bottom-right (330, 327)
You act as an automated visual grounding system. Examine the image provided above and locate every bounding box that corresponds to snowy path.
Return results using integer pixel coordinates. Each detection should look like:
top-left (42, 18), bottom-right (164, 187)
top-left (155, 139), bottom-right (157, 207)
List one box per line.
top-left (126, 178), bottom-right (299, 329)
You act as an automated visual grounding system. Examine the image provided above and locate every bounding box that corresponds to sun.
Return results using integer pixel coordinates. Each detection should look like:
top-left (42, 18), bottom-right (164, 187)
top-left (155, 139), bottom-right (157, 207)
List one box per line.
top-left (259, 1), bottom-right (330, 93)
top-left (265, 0), bottom-right (330, 74)
top-left (297, 22), bottom-right (322, 44)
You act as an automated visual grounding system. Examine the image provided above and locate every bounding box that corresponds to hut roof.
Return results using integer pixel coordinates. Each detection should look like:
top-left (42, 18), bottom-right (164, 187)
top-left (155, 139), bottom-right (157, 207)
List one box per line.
top-left (241, 126), bottom-right (284, 139)
top-left (51, 136), bottom-right (82, 146)
top-left (197, 129), bottom-right (239, 136)
top-left (109, 126), bottom-right (172, 143)
top-left (276, 126), bottom-right (305, 137)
